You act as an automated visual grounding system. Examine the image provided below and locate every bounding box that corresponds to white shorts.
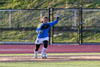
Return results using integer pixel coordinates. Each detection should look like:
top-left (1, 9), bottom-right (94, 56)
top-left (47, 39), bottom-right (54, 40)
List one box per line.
top-left (35, 37), bottom-right (49, 44)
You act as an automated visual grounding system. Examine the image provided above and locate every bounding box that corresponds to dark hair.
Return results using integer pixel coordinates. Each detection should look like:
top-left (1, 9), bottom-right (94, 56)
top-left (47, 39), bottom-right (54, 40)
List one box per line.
top-left (39, 16), bottom-right (48, 24)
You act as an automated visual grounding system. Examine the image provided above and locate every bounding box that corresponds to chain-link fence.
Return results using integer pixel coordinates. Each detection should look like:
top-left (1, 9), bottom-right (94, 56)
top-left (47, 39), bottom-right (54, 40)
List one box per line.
top-left (0, 8), bottom-right (100, 45)
top-left (51, 8), bottom-right (78, 44)
top-left (0, 9), bottom-right (49, 44)
top-left (82, 9), bottom-right (100, 44)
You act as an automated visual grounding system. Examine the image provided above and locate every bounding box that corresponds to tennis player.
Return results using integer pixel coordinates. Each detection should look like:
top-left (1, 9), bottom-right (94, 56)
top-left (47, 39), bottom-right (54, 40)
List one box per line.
top-left (34, 13), bottom-right (60, 59)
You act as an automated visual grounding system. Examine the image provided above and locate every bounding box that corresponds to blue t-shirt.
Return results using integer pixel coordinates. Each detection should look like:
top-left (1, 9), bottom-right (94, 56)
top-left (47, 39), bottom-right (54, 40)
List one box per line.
top-left (36, 18), bottom-right (59, 38)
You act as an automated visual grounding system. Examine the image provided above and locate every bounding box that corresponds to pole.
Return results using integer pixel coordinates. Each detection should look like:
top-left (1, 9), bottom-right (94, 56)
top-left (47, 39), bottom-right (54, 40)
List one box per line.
top-left (78, 7), bottom-right (83, 44)
top-left (9, 10), bottom-right (12, 28)
top-left (74, 10), bottom-right (77, 30)
top-left (40, 10), bottom-right (43, 20)
top-left (51, 8), bottom-right (54, 44)
top-left (49, 8), bottom-right (51, 44)
top-left (80, 7), bottom-right (83, 44)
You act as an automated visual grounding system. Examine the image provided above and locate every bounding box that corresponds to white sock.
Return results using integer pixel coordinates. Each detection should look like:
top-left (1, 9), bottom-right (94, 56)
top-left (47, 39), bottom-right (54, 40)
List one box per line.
top-left (34, 51), bottom-right (38, 56)
top-left (41, 47), bottom-right (46, 55)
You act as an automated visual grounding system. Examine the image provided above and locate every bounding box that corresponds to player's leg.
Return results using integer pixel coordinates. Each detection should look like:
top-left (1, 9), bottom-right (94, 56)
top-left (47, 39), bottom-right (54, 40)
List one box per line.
top-left (41, 40), bottom-right (48, 58)
top-left (34, 38), bottom-right (42, 58)
top-left (34, 44), bottom-right (41, 58)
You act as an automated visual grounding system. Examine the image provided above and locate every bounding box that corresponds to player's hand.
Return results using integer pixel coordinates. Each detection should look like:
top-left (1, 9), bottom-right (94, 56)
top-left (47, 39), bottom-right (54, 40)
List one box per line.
top-left (38, 30), bottom-right (43, 34)
top-left (57, 12), bottom-right (60, 18)
top-left (57, 14), bottom-right (60, 18)
top-left (57, 12), bottom-right (60, 19)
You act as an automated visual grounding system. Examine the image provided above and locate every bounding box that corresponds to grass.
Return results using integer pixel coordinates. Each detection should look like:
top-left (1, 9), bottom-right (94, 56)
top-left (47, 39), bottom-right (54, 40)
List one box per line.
top-left (0, 61), bottom-right (100, 67)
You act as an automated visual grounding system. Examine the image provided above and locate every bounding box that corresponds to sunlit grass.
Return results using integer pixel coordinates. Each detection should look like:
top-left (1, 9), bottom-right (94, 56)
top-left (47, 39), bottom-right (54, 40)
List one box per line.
top-left (0, 61), bottom-right (100, 67)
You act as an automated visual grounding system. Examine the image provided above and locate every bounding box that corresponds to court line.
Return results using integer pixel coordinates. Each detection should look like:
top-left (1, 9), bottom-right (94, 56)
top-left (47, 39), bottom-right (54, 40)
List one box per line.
top-left (0, 49), bottom-right (33, 51)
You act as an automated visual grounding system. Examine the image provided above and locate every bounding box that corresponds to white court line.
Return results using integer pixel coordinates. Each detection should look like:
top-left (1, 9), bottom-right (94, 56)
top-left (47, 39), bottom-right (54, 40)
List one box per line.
top-left (0, 49), bottom-right (33, 51)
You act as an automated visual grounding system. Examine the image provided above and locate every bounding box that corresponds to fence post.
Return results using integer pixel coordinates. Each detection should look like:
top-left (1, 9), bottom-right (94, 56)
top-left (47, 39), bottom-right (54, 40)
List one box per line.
top-left (78, 7), bottom-right (83, 44)
top-left (51, 8), bottom-right (54, 44)
top-left (48, 8), bottom-right (54, 44)
top-left (49, 8), bottom-right (51, 44)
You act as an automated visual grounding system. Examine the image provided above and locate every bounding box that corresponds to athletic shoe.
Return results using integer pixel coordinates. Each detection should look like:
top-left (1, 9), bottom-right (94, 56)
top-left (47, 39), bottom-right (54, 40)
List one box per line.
top-left (41, 53), bottom-right (47, 59)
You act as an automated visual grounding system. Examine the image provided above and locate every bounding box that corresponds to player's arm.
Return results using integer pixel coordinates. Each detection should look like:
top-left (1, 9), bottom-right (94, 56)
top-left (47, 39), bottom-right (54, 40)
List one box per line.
top-left (49, 13), bottom-right (60, 26)
top-left (36, 23), bottom-right (44, 34)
